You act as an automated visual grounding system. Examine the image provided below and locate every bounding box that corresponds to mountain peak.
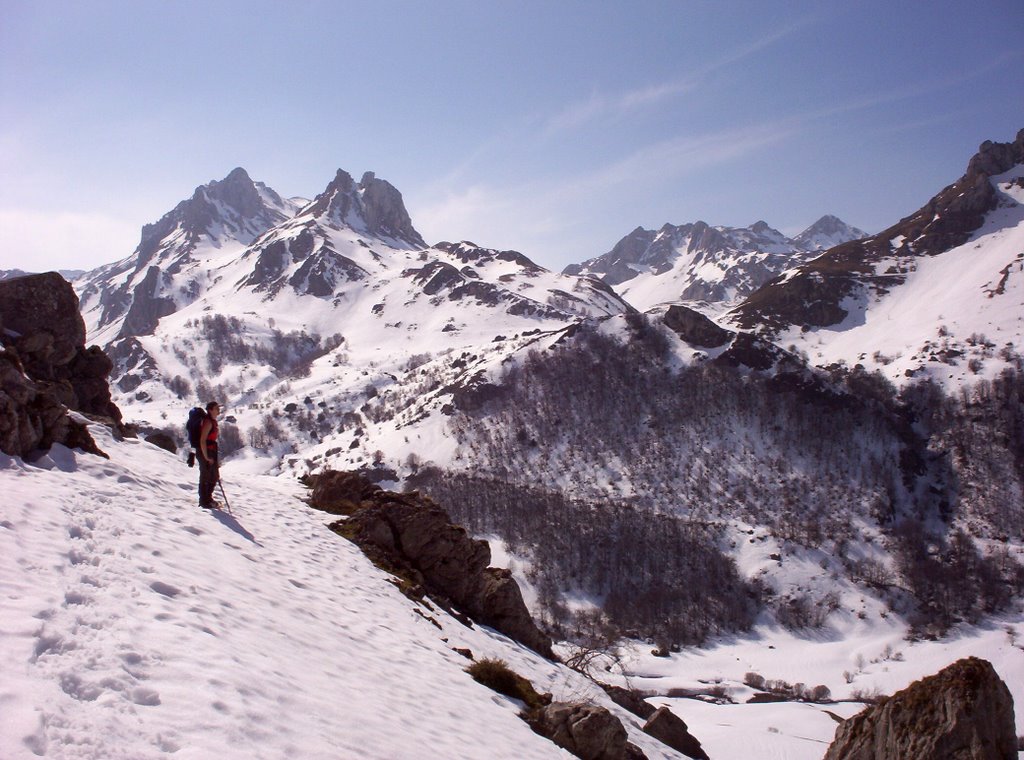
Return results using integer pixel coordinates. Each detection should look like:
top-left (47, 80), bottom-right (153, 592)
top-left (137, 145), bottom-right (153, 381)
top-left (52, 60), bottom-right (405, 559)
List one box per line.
top-left (793, 215), bottom-right (867, 251)
top-left (307, 169), bottom-right (425, 247)
top-left (223, 166), bottom-right (253, 183)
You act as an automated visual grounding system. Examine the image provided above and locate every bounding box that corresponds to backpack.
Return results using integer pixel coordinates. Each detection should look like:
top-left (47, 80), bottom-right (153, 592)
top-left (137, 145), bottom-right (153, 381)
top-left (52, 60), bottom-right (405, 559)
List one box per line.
top-left (186, 407), bottom-right (208, 449)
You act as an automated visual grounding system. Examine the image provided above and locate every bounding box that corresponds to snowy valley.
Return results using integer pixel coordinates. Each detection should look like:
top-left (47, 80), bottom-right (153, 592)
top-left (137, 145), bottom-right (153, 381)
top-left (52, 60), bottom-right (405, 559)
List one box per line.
top-left (2, 128), bottom-right (1024, 759)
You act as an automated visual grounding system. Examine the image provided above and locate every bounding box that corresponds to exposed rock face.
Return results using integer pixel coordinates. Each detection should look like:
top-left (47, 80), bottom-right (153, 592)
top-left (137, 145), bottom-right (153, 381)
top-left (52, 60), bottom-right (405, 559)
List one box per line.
top-left (529, 702), bottom-right (643, 760)
top-left (600, 684), bottom-right (656, 720)
top-left (306, 170), bottom-right (425, 247)
top-left (118, 265), bottom-right (177, 338)
top-left (824, 657), bottom-right (1017, 760)
top-left (0, 272), bottom-right (121, 458)
top-left (308, 471), bottom-right (553, 657)
top-left (663, 304), bottom-right (732, 348)
top-left (642, 707), bottom-right (709, 760)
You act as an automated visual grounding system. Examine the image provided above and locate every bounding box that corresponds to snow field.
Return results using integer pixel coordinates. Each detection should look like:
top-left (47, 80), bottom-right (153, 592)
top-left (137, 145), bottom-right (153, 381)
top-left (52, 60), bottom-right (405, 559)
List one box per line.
top-left (0, 423), bottom-right (684, 760)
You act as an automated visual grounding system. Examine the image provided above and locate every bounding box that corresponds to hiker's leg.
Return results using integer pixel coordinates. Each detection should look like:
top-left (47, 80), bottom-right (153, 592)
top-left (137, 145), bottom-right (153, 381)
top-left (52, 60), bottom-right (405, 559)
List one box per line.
top-left (199, 458), bottom-right (214, 504)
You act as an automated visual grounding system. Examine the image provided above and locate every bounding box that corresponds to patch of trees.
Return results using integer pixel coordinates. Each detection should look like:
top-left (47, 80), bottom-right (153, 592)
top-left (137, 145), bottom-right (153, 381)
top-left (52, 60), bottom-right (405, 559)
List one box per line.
top-left (407, 469), bottom-right (760, 647)
top-left (448, 321), bottom-right (915, 535)
top-left (191, 315), bottom-right (343, 377)
top-left (440, 319), bottom-right (1024, 635)
top-left (891, 520), bottom-right (1024, 636)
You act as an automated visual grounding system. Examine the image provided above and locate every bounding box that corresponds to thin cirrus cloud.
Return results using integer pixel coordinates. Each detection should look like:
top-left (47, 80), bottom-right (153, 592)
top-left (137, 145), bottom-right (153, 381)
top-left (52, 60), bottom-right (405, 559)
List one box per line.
top-left (541, 16), bottom-right (818, 137)
top-left (412, 121), bottom-right (796, 261)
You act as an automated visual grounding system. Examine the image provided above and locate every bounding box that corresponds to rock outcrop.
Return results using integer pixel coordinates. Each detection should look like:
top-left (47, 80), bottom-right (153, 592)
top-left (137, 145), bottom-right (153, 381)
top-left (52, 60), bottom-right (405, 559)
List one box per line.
top-left (307, 470), bottom-right (553, 658)
top-left (0, 272), bottom-right (121, 458)
top-left (824, 657), bottom-right (1017, 760)
top-left (663, 304), bottom-right (732, 348)
top-left (528, 702), bottom-right (645, 760)
top-left (642, 707), bottom-right (709, 760)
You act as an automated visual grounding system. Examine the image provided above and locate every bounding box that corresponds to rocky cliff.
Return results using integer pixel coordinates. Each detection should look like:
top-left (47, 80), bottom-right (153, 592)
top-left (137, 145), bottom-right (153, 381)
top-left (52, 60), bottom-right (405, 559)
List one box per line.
top-left (0, 272), bottom-right (121, 458)
top-left (824, 657), bottom-right (1017, 760)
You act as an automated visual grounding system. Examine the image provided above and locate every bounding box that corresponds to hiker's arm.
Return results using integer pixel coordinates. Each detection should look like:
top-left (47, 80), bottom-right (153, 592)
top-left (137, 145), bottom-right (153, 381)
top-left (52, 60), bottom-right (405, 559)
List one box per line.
top-left (200, 419), bottom-right (212, 462)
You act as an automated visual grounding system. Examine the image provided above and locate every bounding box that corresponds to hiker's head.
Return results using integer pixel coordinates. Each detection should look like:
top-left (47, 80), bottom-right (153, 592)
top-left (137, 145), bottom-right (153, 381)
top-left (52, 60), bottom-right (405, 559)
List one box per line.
top-left (206, 401), bottom-right (221, 417)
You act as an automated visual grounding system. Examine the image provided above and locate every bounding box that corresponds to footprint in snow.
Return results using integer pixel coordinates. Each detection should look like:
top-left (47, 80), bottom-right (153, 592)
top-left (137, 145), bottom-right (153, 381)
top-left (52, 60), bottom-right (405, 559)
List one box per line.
top-left (150, 581), bottom-right (182, 598)
top-left (130, 687), bottom-right (161, 706)
top-left (63, 591), bottom-right (90, 606)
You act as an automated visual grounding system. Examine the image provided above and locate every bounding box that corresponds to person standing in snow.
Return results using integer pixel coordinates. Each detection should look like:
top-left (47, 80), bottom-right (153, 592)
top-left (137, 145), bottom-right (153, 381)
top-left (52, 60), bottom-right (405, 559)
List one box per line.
top-left (198, 401), bottom-right (221, 509)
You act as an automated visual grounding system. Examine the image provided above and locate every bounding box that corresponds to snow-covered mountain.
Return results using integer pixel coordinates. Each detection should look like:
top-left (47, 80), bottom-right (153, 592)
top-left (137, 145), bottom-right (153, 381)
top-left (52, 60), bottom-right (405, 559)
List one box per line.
top-left (73, 167), bottom-right (629, 480)
top-left (563, 216), bottom-right (866, 312)
top-left (5, 130), bottom-right (1024, 759)
top-left (729, 128), bottom-right (1024, 389)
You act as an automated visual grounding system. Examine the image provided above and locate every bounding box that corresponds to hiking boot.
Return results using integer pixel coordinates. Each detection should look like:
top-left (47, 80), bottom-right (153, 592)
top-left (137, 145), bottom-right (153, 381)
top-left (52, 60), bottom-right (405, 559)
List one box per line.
top-left (199, 501), bottom-right (219, 510)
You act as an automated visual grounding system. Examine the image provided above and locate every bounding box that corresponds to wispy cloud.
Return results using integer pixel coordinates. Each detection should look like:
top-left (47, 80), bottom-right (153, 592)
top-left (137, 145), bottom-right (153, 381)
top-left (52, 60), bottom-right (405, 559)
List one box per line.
top-left (795, 49), bottom-right (1024, 125)
top-left (411, 120), bottom-right (796, 264)
top-left (542, 15), bottom-right (818, 136)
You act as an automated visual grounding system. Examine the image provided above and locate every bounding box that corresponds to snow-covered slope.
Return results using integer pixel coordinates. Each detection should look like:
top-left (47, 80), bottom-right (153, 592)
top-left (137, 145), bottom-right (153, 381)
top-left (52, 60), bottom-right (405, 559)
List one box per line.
top-left (564, 216), bottom-right (866, 313)
top-left (0, 421), bottom-right (682, 760)
top-left (730, 129), bottom-right (1024, 389)
top-left (2, 421), bottom-right (1021, 760)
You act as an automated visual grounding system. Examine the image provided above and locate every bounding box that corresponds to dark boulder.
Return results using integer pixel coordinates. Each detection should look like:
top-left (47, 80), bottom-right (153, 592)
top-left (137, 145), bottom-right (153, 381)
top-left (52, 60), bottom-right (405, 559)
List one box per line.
top-left (528, 702), bottom-right (644, 760)
top-left (642, 706), bottom-right (709, 760)
top-left (663, 304), bottom-right (732, 348)
top-left (144, 432), bottom-right (177, 454)
top-left (824, 657), bottom-right (1017, 760)
top-left (600, 684), bottom-right (656, 720)
top-left (0, 273), bottom-right (122, 458)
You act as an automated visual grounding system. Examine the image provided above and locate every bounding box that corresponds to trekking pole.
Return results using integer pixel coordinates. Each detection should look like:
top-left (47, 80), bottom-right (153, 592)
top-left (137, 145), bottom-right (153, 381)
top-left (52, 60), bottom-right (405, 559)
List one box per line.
top-left (218, 478), bottom-right (233, 514)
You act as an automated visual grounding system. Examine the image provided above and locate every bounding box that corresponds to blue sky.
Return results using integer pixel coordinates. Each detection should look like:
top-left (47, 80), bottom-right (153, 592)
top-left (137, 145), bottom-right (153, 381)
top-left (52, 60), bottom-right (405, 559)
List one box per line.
top-left (1, 0), bottom-right (1021, 272)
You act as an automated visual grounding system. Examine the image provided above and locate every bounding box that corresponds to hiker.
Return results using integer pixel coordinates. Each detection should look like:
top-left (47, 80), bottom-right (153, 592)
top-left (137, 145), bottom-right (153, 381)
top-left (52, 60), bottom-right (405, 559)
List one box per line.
top-left (197, 401), bottom-right (221, 509)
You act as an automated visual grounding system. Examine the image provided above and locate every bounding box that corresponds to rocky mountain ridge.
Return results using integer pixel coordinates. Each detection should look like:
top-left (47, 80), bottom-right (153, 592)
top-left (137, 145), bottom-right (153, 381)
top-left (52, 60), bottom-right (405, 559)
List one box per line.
top-left (728, 128), bottom-right (1024, 387)
top-left (564, 215), bottom-right (866, 311)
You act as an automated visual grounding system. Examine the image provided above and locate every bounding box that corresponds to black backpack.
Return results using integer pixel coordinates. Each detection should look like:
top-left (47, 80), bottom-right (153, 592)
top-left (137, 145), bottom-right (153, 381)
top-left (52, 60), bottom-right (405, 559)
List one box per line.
top-left (186, 407), bottom-right (208, 450)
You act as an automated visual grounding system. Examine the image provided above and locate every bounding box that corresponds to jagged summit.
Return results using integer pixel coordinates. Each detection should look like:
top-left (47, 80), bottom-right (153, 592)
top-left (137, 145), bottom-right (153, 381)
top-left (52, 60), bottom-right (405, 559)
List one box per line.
top-left (304, 169), bottom-right (425, 248)
top-left (137, 167), bottom-right (297, 255)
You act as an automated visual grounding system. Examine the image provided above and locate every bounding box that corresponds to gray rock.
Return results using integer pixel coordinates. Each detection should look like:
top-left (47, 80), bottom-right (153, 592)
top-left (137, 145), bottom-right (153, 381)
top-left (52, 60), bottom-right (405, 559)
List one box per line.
top-left (642, 706), bottom-right (709, 760)
top-left (824, 656), bottom-right (1017, 760)
top-left (531, 702), bottom-right (636, 760)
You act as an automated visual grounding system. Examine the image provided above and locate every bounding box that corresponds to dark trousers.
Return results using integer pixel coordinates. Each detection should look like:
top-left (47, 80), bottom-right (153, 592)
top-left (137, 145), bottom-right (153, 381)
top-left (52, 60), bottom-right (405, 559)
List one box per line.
top-left (198, 456), bottom-right (220, 505)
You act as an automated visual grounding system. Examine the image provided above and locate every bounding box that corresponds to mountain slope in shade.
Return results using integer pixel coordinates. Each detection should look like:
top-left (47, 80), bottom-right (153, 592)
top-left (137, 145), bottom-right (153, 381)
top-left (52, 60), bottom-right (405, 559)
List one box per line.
top-left (729, 128), bottom-right (1024, 387)
top-left (564, 216), bottom-right (866, 312)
